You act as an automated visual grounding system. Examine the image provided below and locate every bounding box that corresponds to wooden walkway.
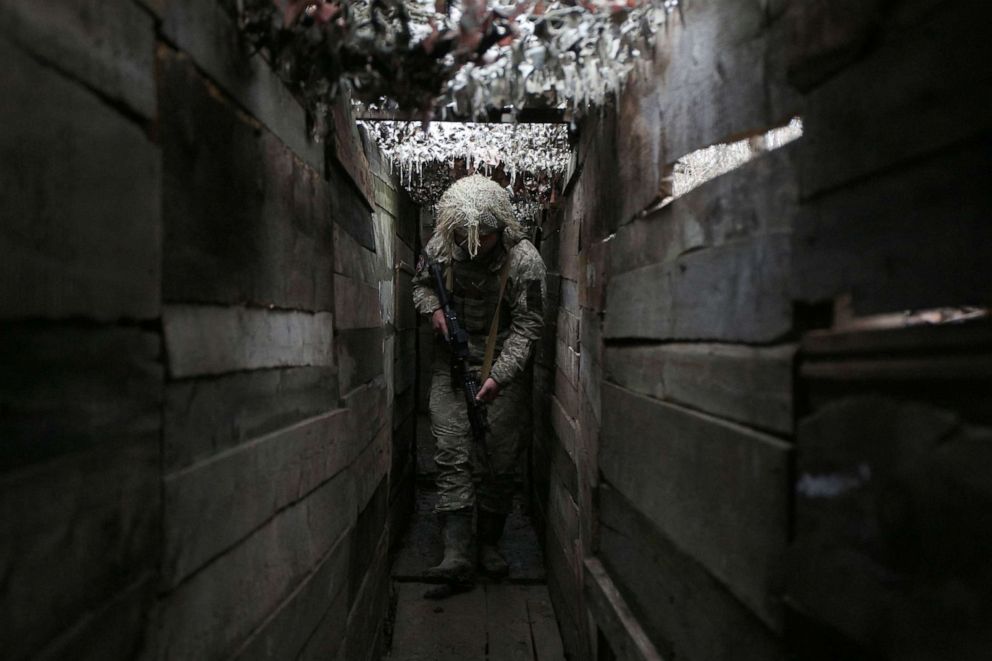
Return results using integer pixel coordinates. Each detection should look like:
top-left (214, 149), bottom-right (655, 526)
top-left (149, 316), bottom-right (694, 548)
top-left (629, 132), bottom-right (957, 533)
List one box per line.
top-left (385, 477), bottom-right (565, 661)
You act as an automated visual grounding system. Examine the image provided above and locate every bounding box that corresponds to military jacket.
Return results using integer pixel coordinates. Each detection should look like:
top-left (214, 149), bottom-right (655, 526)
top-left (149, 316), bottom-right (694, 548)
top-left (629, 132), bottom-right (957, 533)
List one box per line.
top-left (412, 232), bottom-right (547, 386)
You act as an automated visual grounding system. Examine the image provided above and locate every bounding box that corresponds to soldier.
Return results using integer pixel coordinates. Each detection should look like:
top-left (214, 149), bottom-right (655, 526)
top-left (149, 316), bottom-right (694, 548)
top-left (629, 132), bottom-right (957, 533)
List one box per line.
top-left (412, 174), bottom-right (547, 590)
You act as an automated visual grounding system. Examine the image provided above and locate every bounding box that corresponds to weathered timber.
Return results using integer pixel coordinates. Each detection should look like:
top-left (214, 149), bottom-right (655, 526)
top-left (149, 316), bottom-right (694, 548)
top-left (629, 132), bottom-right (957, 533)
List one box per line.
top-left (333, 168), bottom-right (378, 252)
top-left (487, 584), bottom-right (540, 661)
top-left (334, 274), bottom-right (383, 330)
top-left (795, 138), bottom-right (992, 315)
top-left (604, 343), bottom-right (796, 435)
top-left (598, 485), bottom-right (787, 661)
top-left (799, 1), bottom-right (992, 197)
top-left (558, 218), bottom-right (582, 282)
top-left (164, 366), bottom-right (338, 472)
top-left (0, 39), bottom-right (161, 321)
top-left (338, 527), bottom-right (390, 661)
top-left (787, 396), bottom-right (992, 656)
top-left (601, 383), bottom-right (791, 629)
top-left (159, 50), bottom-right (333, 310)
top-left (611, 146), bottom-right (797, 274)
top-left (583, 557), bottom-right (663, 661)
top-left (525, 586), bottom-right (568, 661)
top-left (0, 325), bottom-right (161, 472)
top-left (802, 319), bottom-right (992, 357)
top-left (0, 0), bottom-right (156, 118)
top-left (579, 308), bottom-right (603, 426)
top-left (163, 304), bottom-right (334, 378)
top-left (336, 327), bottom-right (385, 394)
top-left (605, 232), bottom-right (792, 343)
top-left (30, 575), bottom-right (154, 661)
top-left (784, 0), bottom-right (882, 91)
top-left (330, 97), bottom-right (374, 207)
top-left (150, 471), bottom-right (354, 660)
top-left (394, 271), bottom-right (417, 331)
top-left (0, 440), bottom-right (159, 660)
top-left (554, 367), bottom-right (581, 422)
top-left (341, 379), bottom-right (389, 445)
top-left (231, 533), bottom-right (350, 661)
top-left (333, 222), bottom-right (379, 285)
top-left (349, 478), bottom-right (388, 608)
top-left (653, 0), bottom-right (798, 162)
top-left (394, 328), bottom-right (417, 395)
top-left (159, 0), bottom-right (322, 172)
top-left (162, 409), bottom-right (357, 587)
top-left (550, 394), bottom-right (579, 468)
top-left (556, 338), bottom-right (581, 386)
top-left (390, 582), bottom-right (487, 660)
top-left (544, 515), bottom-right (588, 661)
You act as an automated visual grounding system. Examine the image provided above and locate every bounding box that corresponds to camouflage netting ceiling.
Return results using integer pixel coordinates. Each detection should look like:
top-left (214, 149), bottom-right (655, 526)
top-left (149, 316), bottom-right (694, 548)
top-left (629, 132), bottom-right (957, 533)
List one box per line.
top-left (235, 0), bottom-right (680, 212)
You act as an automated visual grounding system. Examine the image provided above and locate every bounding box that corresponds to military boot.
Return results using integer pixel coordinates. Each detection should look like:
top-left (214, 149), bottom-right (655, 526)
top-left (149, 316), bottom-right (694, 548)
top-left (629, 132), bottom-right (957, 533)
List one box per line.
top-left (425, 508), bottom-right (474, 585)
top-left (477, 509), bottom-right (509, 578)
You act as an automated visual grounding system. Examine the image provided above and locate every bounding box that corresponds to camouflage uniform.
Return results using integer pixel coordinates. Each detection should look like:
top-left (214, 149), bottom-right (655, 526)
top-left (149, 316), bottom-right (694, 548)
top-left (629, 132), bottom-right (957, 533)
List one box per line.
top-left (412, 199), bottom-right (547, 515)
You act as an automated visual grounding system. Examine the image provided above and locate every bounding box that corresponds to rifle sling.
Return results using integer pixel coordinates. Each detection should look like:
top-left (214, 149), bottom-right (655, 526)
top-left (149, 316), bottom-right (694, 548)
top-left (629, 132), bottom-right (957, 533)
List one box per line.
top-left (481, 256), bottom-right (512, 383)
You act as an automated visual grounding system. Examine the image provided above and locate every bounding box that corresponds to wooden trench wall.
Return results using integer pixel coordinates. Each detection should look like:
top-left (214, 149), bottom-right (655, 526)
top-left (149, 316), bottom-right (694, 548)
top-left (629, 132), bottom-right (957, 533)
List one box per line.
top-left (0, 2), bottom-right (418, 660)
top-left (531, 1), bottom-right (992, 660)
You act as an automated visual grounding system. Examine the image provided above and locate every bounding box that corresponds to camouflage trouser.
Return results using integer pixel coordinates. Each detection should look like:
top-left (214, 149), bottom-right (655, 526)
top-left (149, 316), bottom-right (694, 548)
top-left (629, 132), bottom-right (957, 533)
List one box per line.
top-left (429, 364), bottom-right (531, 514)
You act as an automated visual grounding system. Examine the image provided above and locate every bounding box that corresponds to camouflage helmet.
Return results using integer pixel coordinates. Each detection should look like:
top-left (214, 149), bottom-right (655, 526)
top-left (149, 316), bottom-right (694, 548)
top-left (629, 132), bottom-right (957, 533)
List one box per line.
top-left (435, 174), bottom-right (523, 259)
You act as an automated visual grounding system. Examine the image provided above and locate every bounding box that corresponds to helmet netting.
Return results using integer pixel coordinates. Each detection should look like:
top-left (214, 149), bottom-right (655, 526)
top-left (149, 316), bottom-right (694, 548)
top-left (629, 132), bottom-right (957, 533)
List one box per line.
top-left (435, 175), bottom-right (522, 259)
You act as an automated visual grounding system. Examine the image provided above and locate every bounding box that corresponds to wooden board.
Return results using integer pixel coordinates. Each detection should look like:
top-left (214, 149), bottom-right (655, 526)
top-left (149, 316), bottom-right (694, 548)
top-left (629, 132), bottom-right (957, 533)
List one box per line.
top-left (159, 49), bottom-right (333, 311)
top-left (605, 232), bottom-right (792, 343)
top-left (652, 0), bottom-right (798, 163)
top-left (0, 39), bottom-right (161, 321)
top-left (597, 485), bottom-right (787, 661)
top-left (1, 0), bottom-right (157, 118)
top-left (604, 343), bottom-right (795, 435)
top-left (164, 366), bottom-right (338, 473)
top-left (231, 533), bottom-right (350, 661)
top-left (336, 327), bottom-right (385, 394)
top-left (583, 557), bottom-right (663, 661)
top-left (334, 274), bottom-right (383, 330)
top-left (163, 304), bottom-right (335, 378)
top-left (389, 582), bottom-right (487, 660)
top-left (159, 0), bottom-right (323, 172)
top-left (149, 472), bottom-right (354, 659)
top-left (600, 383), bottom-right (790, 629)
top-left (798, 1), bottom-right (992, 197)
top-left (161, 409), bottom-right (354, 587)
top-left (794, 137), bottom-right (992, 316)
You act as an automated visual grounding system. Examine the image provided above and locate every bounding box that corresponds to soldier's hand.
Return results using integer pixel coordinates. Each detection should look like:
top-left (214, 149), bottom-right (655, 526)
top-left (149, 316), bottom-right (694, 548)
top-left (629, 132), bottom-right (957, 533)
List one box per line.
top-left (431, 309), bottom-right (449, 340)
top-left (476, 378), bottom-right (500, 403)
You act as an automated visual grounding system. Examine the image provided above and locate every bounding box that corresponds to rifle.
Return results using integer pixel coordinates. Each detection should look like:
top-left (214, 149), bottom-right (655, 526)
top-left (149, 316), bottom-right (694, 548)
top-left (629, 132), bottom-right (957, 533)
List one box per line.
top-left (429, 261), bottom-right (494, 478)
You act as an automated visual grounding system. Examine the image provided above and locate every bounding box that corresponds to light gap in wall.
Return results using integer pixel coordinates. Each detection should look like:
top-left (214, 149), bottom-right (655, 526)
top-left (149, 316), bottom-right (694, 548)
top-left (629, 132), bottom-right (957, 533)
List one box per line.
top-left (831, 294), bottom-right (990, 332)
top-left (658, 117), bottom-right (804, 207)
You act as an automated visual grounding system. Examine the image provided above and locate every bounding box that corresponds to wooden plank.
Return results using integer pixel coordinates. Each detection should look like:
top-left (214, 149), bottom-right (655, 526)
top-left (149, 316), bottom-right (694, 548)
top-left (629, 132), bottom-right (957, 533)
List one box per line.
top-left (784, 0), bottom-right (883, 91)
top-left (0, 0), bottom-right (156, 117)
top-left (150, 471), bottom-right (354, 659)
top-left (786, 395), bottom-right (982, 652)
top-left (550, 394), bottom-right (579, 467)
top-left (543, 519), bottom-right (587, 661)
top-left (601, 383), bottom-right (791, 629)
top-left (349, 479), bottom-right (388, 608)
top-left (162, 409), bottom-right (353, 587)
top-left (333, 169), bottom-right (377, 252)
top-left (334, 223), bottom-right (380, 285)
top-left (605, 232), bottom-right (792, 343)
top-left (395, 271), bottom-right (418, 331)
top-left (331, 97), bottom-right (374, 207)
top-left (611, 147), bottom-right (797, 275)
top-left (802, 320), bottom-right (992, 357)
top-left (0, 39), bottom-right (161, 321)
top-left (389, 582), bottom-right (487, 660)
top-left (232, 533), bottom-right (350, 661)
top-left (342, 379), bottom-right (389, 447)
top-left (583, 557), bottom-right (663, 661)
top-left (652, 0), bottom-right (798, 162)
top-left (164, 366), bottom-right (337, 473)
top-left (0, 325), bottom-right (161, 472)
top-left (598, 485), bottom-right (787, 661)
top-left (799, 1), bottom-right (992, 197)
top-left (487, 585), bottom-right (536, 661)
top-left (160, 0), bottom-right (323, 172)
top-left (523, 586), bottom-right (567, 661)
top-left (160, 49), bottom-right (334, 310)
top-left (334, 274), bottom-right (383, 330)
top-left (794, 138), bottom-right (992, 316)
top-left (338, 528), bottom-right (390, 661)
top-left (0, 439), bottom-right (159, 660)
top-left (578, 307), bottom-right (603, 426)
top-left (336, 327), bottom-right (384, 394)
top-left (163, 304), bottom-right (334, 378)
top-left (557, 308), bottom-right (580, 350)
top-left (556, 338), bottom-right (581, 386)
top-left (394, 328), bottom-right (417, 395)
top-left (554, 367), bottom-right (581, 421)
top-left (604, 343), bottom-right (796, 435)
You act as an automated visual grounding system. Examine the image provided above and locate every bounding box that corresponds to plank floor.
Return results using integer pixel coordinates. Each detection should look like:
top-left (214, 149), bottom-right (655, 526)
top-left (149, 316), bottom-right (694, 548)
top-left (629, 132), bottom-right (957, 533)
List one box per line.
top-left (386, 421), bottom-right (564, 660)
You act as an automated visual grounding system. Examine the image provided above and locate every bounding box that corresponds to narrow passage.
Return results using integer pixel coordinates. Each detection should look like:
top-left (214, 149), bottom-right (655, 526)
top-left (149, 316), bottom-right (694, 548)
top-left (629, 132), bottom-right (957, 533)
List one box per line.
top-left (383, 419), bottom-right (566, 661)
